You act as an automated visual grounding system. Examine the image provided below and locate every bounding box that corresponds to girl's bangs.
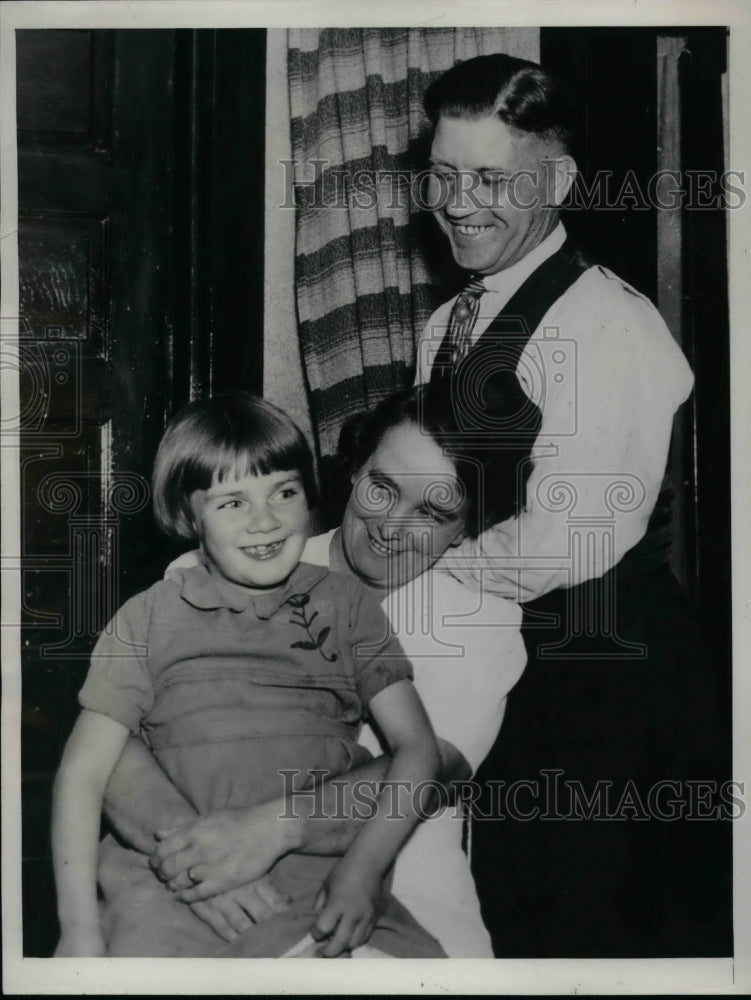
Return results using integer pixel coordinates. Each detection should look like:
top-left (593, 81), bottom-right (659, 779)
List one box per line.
top-left (209, 436), bottom-right (301, 485)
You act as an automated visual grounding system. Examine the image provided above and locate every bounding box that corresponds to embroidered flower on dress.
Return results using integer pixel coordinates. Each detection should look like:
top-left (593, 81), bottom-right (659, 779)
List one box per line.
top-left (286, 593), bottom-right (338, 662)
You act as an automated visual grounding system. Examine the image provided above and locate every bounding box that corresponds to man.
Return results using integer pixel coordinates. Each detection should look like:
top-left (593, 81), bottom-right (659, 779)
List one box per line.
top-left (415, 54), bottom-right (730, 957)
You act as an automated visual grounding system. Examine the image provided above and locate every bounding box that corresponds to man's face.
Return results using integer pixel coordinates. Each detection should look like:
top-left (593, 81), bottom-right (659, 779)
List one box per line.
top-left (428, 114), bottom-right (569, 275)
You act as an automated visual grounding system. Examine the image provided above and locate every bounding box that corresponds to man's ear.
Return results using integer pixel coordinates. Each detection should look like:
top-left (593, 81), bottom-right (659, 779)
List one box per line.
top-left (548, 154), bottom-right (577, 207)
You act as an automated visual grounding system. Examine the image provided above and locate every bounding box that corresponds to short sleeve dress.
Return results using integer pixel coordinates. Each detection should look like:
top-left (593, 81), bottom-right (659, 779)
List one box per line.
top-left (82, 562), bottom-right (445, 958)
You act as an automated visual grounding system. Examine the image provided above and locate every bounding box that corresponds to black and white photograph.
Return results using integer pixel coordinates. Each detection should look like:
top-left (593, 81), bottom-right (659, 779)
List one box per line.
top-left (1, 0), bottom-right (749, 994)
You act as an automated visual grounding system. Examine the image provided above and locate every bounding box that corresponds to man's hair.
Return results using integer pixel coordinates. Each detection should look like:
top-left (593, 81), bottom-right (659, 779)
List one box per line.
top-left (424, 53), bottom-right (577, 154)
top-left (337, 375), bottom-right (541, 539)
top-left (153, 392), bottom-right (318, 540)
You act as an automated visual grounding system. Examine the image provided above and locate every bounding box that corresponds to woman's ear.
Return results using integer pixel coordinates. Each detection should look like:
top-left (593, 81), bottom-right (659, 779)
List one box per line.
top-left (448, 526), bottom-right (466, 548)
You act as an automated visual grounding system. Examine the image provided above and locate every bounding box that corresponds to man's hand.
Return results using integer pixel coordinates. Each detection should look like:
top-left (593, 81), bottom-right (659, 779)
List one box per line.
top-left (150, 800), bottom-right (298, 902)
top-left (55, 921), bottom-right (106, 957)
top-left (189, 877), bottom-right (290, 942)
top-left (310, 856), bottom-right (386, 958)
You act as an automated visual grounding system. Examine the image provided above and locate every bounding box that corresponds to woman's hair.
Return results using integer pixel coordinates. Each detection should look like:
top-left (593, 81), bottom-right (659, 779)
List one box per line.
top-left (337, 374), bottom-right (541, 539)
top-left (153, 392), bottom-right (318, 540)
top-left (423, 53), bottom-right (577, 155)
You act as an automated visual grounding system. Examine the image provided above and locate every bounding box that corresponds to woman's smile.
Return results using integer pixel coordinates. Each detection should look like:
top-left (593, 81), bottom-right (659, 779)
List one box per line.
top-left (366, 531), bottom-right (408, 557)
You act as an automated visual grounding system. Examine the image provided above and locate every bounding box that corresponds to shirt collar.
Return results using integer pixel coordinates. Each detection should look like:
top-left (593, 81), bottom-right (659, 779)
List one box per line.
top-left (176, 561), bottom-right (329, 619)
top-left (481, 222), bottom-right (567, 296)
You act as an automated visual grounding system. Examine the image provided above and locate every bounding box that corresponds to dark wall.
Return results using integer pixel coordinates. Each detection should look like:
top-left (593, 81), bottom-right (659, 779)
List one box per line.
top-left (541, 27), bottom-right (731, 675)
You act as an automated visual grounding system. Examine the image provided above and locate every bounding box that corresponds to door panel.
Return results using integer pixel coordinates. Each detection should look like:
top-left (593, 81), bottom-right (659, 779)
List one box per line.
top-left (18, 28), bottom-right (178, 956)
top-left (17, 26), bottom-right (267, 957)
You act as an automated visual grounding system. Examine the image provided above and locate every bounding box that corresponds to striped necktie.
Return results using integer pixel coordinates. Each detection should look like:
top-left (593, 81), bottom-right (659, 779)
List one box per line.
top-left (447, 275), bottom-right (486, 366)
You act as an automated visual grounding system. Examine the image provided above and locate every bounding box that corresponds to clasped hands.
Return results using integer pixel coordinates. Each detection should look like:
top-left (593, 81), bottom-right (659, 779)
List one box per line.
top-left (147, 799), bottom-right (290, 943)
top-left (148, 799), bottom-right (385, 956)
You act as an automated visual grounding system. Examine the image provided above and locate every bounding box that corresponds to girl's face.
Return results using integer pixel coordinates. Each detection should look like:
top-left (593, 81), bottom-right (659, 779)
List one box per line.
top-left (340, 421), bottom-right (468, 591)
top-left (190, 466), bottom-right (310, 592)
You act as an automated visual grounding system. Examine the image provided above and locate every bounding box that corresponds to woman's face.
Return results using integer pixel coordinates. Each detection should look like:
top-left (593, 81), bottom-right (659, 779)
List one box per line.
top-left (340, 421), bottom-right (468, 590)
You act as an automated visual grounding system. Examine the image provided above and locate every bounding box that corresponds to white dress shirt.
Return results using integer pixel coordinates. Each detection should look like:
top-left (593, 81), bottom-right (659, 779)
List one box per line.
top-left (415, 224), bottom-right (694, 602)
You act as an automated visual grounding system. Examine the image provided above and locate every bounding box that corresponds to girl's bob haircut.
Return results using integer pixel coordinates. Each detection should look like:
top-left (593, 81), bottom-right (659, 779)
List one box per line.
top-left (153, 392), bottom-right (318, 540)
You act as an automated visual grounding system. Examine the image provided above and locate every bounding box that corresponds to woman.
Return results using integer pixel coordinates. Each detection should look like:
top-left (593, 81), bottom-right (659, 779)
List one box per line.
top-left (99, 375), bottom-right (540, 957)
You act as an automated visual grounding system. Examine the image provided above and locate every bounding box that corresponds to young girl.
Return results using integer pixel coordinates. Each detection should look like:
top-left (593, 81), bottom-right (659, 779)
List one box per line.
top-left (52, 392), bottom-right (444, 959)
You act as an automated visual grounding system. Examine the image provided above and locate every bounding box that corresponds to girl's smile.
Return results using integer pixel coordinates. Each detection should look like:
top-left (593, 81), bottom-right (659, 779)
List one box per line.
top-left (240, 540), bottom-right (285, 560)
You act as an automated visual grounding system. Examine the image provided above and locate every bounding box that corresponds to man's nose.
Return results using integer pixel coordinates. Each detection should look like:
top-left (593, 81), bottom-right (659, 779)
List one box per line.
top-left (445, 172), bottom-right (488, 217)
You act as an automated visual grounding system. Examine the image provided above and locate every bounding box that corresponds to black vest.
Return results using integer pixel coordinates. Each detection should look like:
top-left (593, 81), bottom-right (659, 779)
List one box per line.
top-left (430, 239), bottom-right (590, 385)
top-left (429, 240), bottom-right (672, 578)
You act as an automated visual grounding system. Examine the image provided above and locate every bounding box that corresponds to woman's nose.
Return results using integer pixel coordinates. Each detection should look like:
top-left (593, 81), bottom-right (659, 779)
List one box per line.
top-left (379, 520), bottom-right (404, 541)
top-left (379, 507), bottom-right (414, 540)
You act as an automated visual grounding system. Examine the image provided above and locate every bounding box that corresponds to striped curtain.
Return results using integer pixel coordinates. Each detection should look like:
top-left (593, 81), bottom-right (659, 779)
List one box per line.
top-left (287, 28), bottom-right (539, 475)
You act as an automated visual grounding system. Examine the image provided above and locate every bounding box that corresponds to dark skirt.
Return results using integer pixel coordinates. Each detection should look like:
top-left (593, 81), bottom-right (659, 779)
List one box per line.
top-left (470, 563), bottom-right (732, 957)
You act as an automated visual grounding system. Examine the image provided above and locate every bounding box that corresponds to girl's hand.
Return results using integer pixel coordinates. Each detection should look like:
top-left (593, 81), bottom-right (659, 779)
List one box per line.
top-left (189, 877), bottom-right (290, 942)
top-left (55, 922), bottom-right (106, 957)
top-left (150, 800), bottom-right (299, 901)
top-left (310, 857), bottom-right (387, 958)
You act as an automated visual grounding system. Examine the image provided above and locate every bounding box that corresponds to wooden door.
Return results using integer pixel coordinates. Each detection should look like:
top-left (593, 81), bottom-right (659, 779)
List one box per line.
top-left (16, 27), bottom-right (266, 955)
top-left (17, 28), bottom-right (181, 957)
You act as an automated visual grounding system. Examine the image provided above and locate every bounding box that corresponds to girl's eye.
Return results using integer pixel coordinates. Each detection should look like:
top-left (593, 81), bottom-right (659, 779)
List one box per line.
top-left (218, 499), bottom-right (243, 510)
top-left (273, 486), bottom-right (301, 503)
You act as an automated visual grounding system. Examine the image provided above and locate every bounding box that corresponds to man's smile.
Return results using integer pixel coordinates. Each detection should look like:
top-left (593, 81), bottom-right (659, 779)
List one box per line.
top-left (452, 222), bottom-right (494, 237)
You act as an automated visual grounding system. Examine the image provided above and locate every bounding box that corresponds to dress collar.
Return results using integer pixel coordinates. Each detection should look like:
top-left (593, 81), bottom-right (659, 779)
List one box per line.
top-left (482, 222), bottom-right (567, 295)
top-left (176, 561), bottom-right (329, 619)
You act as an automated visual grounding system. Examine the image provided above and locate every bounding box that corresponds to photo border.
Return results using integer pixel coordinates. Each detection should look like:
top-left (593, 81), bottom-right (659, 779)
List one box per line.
top-left (2, 1), bottom-right (749, 994)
